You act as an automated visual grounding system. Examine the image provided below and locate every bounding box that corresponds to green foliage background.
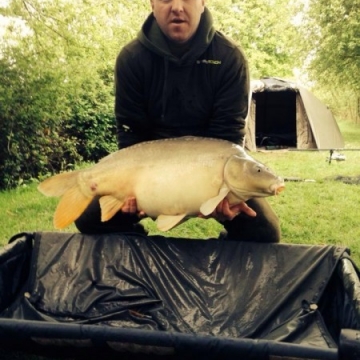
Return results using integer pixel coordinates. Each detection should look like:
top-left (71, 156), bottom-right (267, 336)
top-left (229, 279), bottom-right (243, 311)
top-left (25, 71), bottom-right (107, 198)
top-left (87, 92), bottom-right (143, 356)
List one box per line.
top-left (0, 0), bottom-right (359, 189)
top-left (295, 0), bottom-right (360, 121)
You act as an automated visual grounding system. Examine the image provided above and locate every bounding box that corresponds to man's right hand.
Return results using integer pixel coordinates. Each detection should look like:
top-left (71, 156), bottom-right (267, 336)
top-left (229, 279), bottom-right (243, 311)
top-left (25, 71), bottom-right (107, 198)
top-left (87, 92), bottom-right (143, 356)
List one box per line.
top-left (214, 199), bottom-right (257, 221)
top-left (198, 199), bottom-right (257, 222)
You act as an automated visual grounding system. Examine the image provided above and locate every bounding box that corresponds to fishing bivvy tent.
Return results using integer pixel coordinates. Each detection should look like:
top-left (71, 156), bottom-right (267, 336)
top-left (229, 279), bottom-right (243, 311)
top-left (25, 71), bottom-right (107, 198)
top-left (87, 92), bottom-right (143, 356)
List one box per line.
top-left (244, 77), bottom-right (345, 151)
top-left (1, 232), bottom-right (360, 359)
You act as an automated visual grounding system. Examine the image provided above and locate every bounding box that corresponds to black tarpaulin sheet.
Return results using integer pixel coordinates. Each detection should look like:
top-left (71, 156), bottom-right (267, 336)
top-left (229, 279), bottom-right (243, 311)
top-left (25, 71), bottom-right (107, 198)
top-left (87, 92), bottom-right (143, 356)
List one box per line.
top-left (0, 232), bottom-right (360, 359)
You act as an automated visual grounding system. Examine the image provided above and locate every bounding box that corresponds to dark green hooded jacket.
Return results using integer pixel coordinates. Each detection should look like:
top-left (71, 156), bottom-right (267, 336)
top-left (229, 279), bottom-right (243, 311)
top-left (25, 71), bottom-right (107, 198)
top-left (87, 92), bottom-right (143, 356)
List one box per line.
top-left (115, 7), bottom-right (249, 149)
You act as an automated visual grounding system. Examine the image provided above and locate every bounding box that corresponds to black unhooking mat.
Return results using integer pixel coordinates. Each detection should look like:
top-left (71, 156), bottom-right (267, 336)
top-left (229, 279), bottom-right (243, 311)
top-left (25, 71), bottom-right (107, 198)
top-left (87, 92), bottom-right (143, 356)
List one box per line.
top-left (1, 232), bottom-right (360, 359)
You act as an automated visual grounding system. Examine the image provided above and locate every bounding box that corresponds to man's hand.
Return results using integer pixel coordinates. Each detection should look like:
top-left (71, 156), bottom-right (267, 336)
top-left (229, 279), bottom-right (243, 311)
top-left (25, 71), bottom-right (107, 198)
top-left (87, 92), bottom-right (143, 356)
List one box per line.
top-left (121, 197), bottom-right (146, 217)
top-left (199, 199), bottom-right (257, 222)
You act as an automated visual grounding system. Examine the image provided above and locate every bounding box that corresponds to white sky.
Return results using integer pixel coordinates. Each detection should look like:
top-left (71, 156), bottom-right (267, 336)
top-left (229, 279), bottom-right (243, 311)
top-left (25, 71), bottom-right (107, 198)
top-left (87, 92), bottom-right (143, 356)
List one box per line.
top-left (0, 0), bottom-right (9, 7)
top-left (0, 0), bottom-right (10, 37)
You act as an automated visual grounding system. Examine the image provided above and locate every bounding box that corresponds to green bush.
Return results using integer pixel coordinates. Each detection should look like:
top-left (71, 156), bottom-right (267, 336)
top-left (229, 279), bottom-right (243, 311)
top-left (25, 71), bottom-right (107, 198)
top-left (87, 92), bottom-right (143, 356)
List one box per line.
top-left (0, 59), bottom-right (73, 188)
top-left (64, 79), bottom-right (117, 163)
top-left (0, 58), bottom-right (117, 189)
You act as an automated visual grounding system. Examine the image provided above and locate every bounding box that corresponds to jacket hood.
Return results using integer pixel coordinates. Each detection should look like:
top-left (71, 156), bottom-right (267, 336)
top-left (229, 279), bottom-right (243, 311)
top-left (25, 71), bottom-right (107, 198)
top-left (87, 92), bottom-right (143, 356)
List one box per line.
top-left (138, 7), bottom-right (215, 65)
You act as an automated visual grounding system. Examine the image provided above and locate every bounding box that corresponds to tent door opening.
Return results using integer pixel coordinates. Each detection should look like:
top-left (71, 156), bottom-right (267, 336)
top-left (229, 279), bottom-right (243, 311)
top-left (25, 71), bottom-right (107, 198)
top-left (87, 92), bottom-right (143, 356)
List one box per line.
top-left (254, 90), bottom-right (297, 148)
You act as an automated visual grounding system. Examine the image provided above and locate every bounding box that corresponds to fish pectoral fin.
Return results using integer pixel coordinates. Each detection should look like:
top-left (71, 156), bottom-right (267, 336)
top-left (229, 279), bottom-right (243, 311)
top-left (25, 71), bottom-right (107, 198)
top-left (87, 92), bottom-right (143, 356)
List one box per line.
top-left (54, 185), bottom-right (92, 229)
top-left (99, 195), bottom-right (125, 222)
top-left (156, 214), bottom-right (187, 231)
top-left (200, 186), bottom-right (230, 216)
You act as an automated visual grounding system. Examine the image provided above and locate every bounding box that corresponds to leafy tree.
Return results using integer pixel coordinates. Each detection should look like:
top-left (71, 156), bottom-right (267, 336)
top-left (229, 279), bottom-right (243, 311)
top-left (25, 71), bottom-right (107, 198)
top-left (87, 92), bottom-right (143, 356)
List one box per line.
top-left (208, 0), bottom-right (301, 79)
top-left (301, 0), bottom-right (360, 91)
top-left (0, 0), bottom-right (139, 188)
top-left (297, 0), bottom-right (360, 121)
top-left (0, 0), bottom-right (302, 189)
top-left (0, 40), bottom-right (80, 188)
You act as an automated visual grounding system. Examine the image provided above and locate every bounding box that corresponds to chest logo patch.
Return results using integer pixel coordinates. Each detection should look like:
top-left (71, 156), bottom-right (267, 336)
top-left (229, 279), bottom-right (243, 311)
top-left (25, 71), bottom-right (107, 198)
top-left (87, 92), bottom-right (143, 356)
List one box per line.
top-left (196, 59), bottom-right (222, 65)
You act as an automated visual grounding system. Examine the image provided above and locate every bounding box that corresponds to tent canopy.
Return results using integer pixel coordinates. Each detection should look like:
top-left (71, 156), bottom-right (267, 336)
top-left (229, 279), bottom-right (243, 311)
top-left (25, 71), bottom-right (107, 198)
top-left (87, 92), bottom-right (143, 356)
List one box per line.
top-left (244, 78), bottom-right (345, 151)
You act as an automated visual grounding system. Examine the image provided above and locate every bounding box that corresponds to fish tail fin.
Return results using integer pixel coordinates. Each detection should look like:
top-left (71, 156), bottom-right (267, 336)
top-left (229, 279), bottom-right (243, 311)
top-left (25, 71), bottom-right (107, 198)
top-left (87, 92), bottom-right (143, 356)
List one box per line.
top-left (54, 185), bottom-right (93, 229)
top-left (38, 171), bottom-right (80, 197)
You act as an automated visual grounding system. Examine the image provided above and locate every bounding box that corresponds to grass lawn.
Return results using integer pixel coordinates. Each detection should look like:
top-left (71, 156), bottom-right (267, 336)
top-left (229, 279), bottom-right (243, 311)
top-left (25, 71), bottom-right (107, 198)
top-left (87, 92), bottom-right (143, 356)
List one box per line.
top-left (0, 119), bottom-right (360, 359)
top-left (2, 119), bottom-right (360, 258)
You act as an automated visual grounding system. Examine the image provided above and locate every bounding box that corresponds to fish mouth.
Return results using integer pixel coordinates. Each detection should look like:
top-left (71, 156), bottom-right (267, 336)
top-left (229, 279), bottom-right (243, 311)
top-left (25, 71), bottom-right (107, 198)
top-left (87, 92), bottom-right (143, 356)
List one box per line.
top-left (270, 182), bottom-right (285, 195)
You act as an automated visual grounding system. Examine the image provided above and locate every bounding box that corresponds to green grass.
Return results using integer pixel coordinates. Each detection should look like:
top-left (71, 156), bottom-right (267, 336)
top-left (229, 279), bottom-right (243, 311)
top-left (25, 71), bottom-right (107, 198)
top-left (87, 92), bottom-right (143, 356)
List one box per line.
top-left (253, 121), bottom-right (360, 263)
top-left (0, 119), bottom-right (360, 359)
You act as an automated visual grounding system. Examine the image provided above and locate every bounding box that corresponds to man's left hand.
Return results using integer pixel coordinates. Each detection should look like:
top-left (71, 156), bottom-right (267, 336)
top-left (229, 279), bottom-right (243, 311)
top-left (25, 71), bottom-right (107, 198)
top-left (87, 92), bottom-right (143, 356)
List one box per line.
top-left (199, 199), bottom-right (257, 222)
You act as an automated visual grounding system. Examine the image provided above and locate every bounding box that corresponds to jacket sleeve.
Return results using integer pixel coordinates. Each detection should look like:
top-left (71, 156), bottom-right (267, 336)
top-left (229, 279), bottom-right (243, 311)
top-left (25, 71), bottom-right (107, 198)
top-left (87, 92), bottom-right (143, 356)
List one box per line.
top-left (205, 45), bottom-right (250, 146)
top-left (114, 47), bottom-right (150, 149)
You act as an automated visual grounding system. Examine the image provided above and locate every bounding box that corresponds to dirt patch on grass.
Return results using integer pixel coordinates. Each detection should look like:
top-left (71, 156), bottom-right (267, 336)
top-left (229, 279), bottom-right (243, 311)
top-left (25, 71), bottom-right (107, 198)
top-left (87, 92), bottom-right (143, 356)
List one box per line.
top-left (326, 175), bottom-right (360, 185)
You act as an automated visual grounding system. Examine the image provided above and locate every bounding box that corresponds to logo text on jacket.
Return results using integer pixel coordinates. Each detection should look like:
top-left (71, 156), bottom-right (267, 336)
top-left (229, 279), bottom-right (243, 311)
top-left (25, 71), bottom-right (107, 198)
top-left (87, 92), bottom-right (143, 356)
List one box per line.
top-left (196, 59), bottom-right (222, 65)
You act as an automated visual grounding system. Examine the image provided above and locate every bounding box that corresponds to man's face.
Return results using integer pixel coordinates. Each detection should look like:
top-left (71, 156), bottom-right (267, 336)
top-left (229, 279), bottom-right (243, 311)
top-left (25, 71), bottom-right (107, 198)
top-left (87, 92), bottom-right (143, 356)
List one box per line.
top-left (150, 0), bottom-right (205, 44)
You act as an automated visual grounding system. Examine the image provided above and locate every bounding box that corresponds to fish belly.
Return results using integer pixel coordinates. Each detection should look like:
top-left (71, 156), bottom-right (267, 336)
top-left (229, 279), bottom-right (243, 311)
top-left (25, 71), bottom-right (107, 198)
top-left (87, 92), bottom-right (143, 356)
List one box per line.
top-left (133, 163), bottom-right (224, 217)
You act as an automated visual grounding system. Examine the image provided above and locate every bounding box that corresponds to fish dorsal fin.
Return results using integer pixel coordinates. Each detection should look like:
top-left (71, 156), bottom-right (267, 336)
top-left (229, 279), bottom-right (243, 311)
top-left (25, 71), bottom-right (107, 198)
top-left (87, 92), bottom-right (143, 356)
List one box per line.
top-left (200, 186), bottom-right (230, 216)
top-left (156, 214), bottom-right (187, 231)
top-left (99, 195), bottom-right (125, 222)
top-left (54, 186), bottom-right (93, 229)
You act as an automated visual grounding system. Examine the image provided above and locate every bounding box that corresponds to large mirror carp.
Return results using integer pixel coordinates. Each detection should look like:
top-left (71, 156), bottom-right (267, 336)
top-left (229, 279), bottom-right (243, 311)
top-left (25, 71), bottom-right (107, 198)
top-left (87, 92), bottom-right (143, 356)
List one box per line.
top-left (38, 136), bottom-right (285, 231)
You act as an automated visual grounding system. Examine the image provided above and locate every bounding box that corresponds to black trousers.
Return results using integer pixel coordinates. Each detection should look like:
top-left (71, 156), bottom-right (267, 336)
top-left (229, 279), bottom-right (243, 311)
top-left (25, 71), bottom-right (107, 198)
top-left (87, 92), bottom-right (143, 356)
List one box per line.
top-left (75, 197), bottom-right (280, 243)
